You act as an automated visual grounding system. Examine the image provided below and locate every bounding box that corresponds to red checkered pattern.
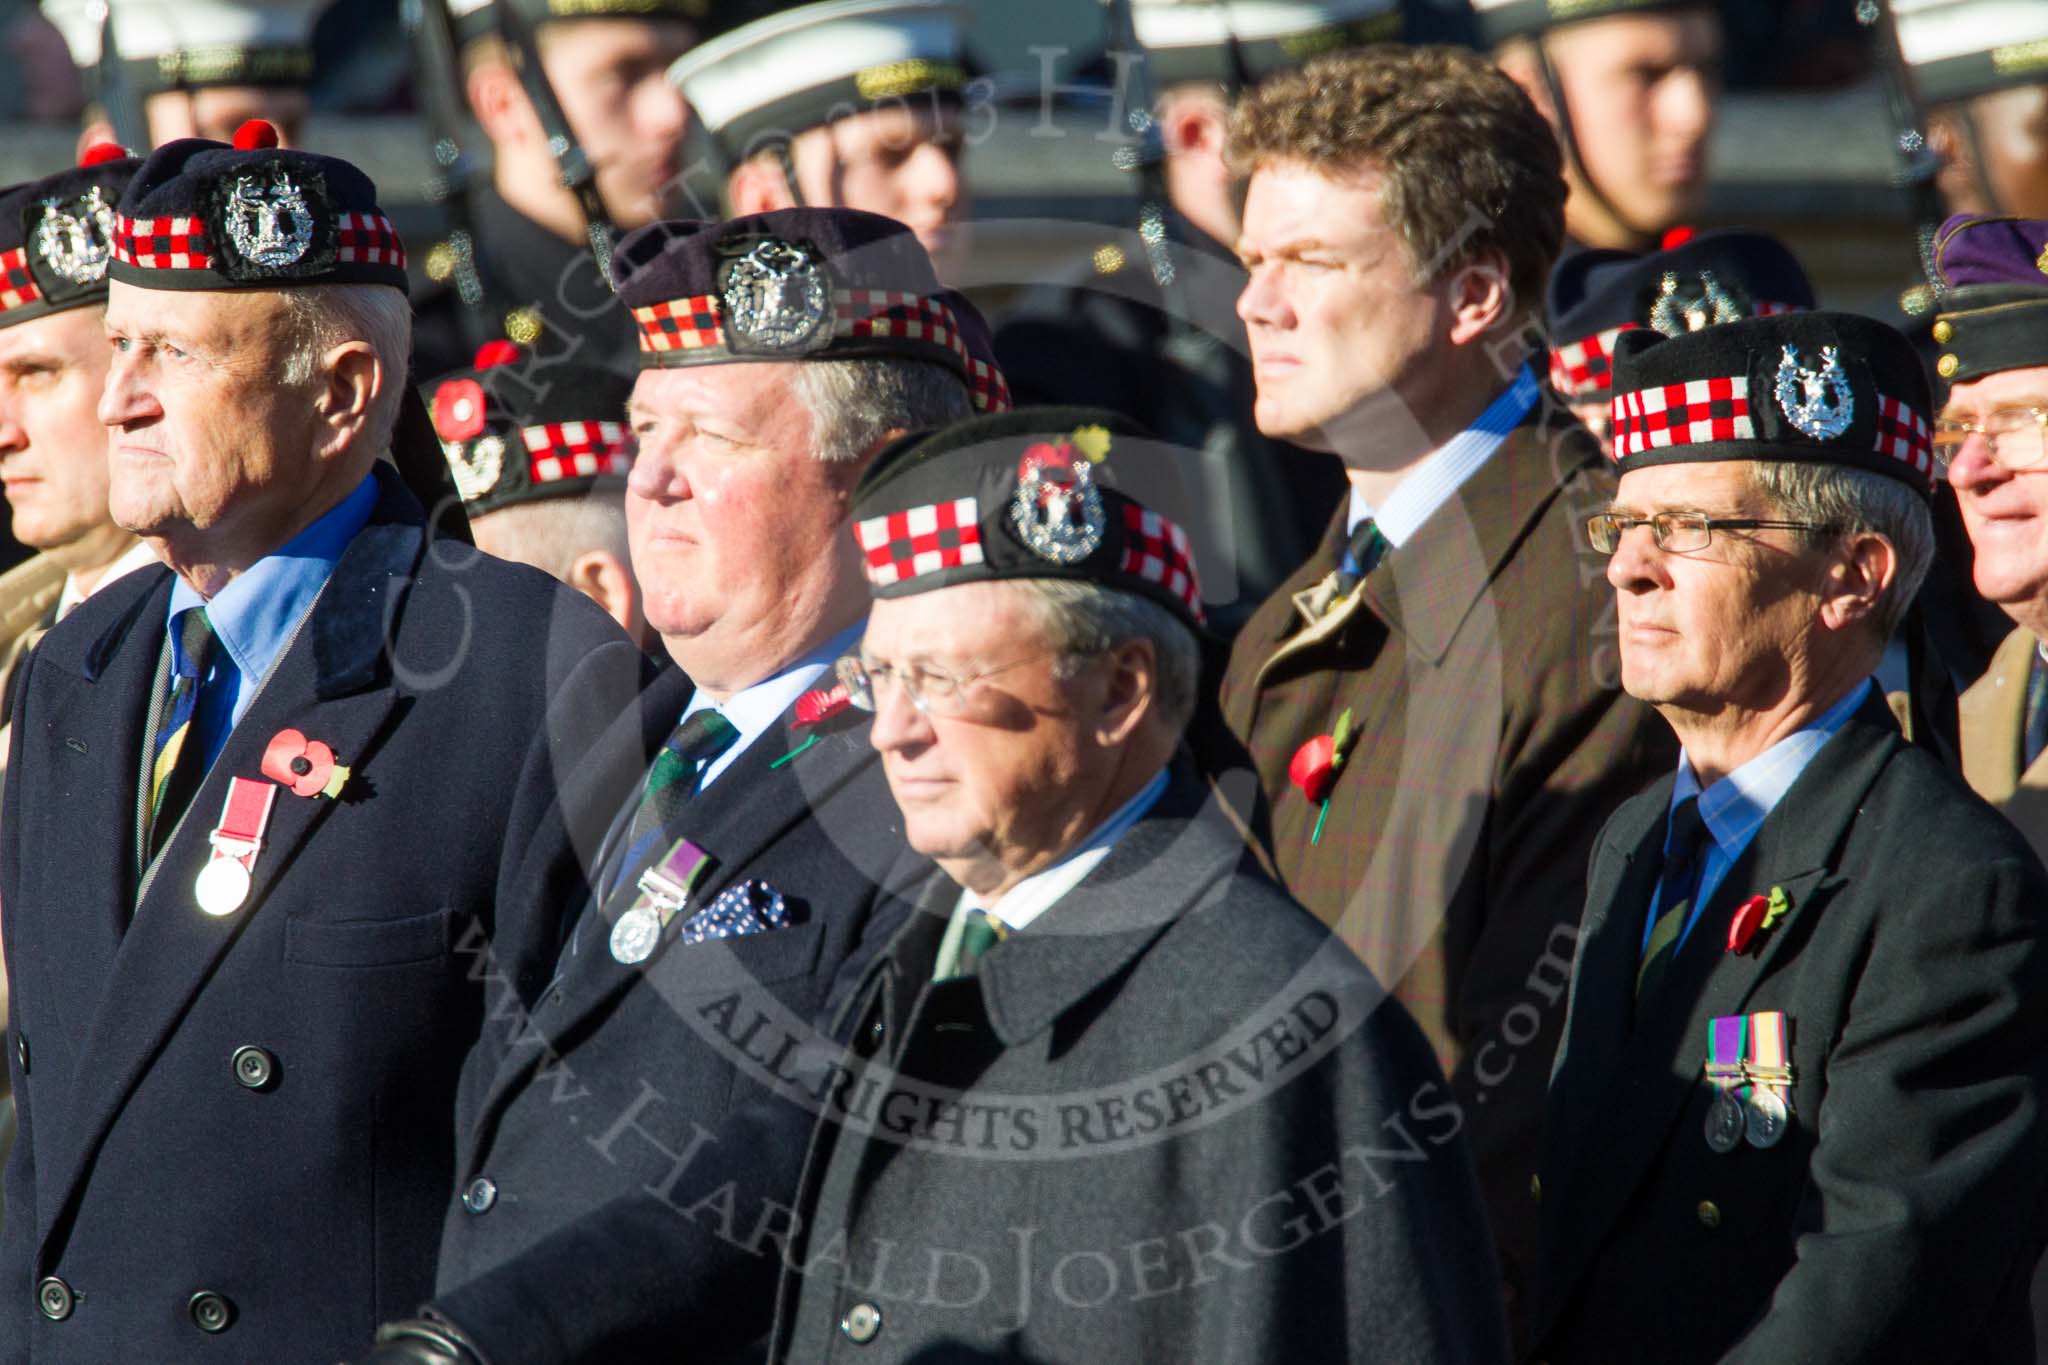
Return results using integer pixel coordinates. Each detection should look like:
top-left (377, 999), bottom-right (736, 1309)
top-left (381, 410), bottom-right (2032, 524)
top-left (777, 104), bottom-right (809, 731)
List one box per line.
top-left (1119, 503), bottom-right (1205, 623)
top-left (0, 246), bottom-right (41, 313)
top-left (633, 294), bottom-right (723, 354)
top-left (112, 214), bottom-right (211, 270)
top-left (1612, 376), bottom-right (1754, 458)
top-left (632, 288), bottom-right (1014, 412)
top-left (1873, 393), bottom-right (1935, 484)
top-left (336, 212), bottom-right (405, 269)
top-left (522, 420), bottom-right (633, 484)
top-left (853, 496), bottom-right (983, 587)
top-left (1549, 324), bottom-right (1636, 399)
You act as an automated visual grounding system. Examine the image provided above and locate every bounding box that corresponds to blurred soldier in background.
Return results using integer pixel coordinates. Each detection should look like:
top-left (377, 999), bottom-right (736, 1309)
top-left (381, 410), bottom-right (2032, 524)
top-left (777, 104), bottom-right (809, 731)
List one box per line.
top-left (425, 341), bottom-right (646, 642)
top-left (410, 0), bottom-right (701, 378)
top-left (44, 0), bottom-right (325, 149)
top-left (1895, 0), bottom-right (2048, 222)
top-left (1480, 0), bottom-right (1722, 253)
top-left (670, 0), bottom-right (975, 279)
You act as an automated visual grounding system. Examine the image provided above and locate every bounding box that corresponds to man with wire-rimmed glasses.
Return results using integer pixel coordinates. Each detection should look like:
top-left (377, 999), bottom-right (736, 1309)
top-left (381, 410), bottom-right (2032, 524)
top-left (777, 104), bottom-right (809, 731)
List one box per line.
top-left (1935, 215), bottom-right (2048, 868)
top-left (1533, 308), bottom-right (2048, 1364)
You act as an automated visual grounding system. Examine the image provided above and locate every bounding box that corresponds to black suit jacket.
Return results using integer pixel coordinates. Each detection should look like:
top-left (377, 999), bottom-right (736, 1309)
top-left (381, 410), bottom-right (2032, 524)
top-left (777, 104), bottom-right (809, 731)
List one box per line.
top-left (0, 468), bottom-right (640, 1363)
top-left (430, 664), bottom-right (914, 1364)
top-left (1534, 696), bottom-right (2048, 1364)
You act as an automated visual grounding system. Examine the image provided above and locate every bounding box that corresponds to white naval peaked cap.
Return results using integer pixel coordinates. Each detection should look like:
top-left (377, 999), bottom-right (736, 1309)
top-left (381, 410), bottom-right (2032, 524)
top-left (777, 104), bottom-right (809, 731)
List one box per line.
top-left (1468, 0), bottom-right (1704, 45)
top-left (1128, 0), bottom-right (1402, 86)
top-left (1891, 0), bottom-right (2048, 106)
top-left (440, 0), bottom-right (712, 44)
top-left (42, 0), bottom-right (324, 91)
top-left (667, 0), bottom-right (970, 161)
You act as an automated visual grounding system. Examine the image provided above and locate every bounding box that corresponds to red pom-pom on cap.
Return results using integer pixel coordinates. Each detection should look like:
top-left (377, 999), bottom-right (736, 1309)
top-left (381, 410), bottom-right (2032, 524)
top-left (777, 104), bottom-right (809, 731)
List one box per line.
top-left (232, 119), bottom-right (280, 151)
top-left (79, 142), bottom-right (128, 167)
top-left (1660, 225), bottom-right (1697, 251)
top-left (473, 340), bottom-right (521, 370)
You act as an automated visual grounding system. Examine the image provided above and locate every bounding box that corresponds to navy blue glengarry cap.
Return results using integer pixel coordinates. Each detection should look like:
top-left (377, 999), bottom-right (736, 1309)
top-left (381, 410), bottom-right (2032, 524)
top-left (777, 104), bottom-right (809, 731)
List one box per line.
top-left (610, 207), bottom-right (1010, 411)
top-left (0, 143), bottom-right (143, 327)
top-left (1608, 312), bottom-right (1935, 495)
top-left (110, 119), bottom-right (407, 293)
top-left (849, 407), bottom-right (1206, 628)
top-left (1546, 228), bottom-right (1815, 401)
top-left (426, 342), bottom-right (637, 518)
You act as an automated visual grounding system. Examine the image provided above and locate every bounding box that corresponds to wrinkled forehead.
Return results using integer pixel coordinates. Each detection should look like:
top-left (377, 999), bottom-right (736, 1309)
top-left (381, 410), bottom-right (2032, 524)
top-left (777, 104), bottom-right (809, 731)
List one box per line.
top-left (865, 579), bottom-right (1047, 660)
top-left (1613, 457), bottom-right (1759, 511)
top-left (103, 277), bottom-right (282, 340)
top-left (1941, 365), bottom-right (2048, 420)
top-left (628, 357), bottom-right (801, 418)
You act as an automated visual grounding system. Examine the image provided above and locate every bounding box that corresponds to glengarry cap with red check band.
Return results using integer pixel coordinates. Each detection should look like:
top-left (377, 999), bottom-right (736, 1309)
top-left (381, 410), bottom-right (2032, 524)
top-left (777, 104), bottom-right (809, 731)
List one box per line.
top-left (608, 207), bottom-right (1010, 413)
top-left (108, 118), bottom-right (407, 293)
top-left (0, 142), bottom-right (142, 327)
top-left (848, 406), bottom-right (1206, 629)
top-left (1608, 311), bottom-right (1936, 496)
top-left (425, 342), bottom-right (636, 518)
top-left (1546, 228), bottom-right (1814, 401)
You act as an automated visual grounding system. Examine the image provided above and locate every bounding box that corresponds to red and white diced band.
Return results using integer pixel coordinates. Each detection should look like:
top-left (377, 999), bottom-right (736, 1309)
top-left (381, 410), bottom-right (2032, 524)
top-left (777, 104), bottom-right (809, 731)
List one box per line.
top-left (852, 497), bottom-right (983, 587)
top-left (1119, 504), bottom-right (1205, 624)
top-left (521, 420), bottom-right (633, 485)
top-left (0, 246), bottom-right (41, 313)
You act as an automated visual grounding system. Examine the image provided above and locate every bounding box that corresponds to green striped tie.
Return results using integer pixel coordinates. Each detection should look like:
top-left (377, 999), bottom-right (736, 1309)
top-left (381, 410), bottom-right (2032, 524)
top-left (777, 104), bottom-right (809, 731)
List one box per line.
top-left (954, 909), bottom-right (1006, 979)
top-left (1636, 796), bottom-right (1709, 1000)
top-left (148, 607), bottom-right (218, 854)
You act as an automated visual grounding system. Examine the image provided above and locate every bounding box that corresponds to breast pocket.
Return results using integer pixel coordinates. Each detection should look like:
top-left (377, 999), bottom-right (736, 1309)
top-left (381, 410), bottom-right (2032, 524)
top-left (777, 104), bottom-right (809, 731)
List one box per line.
top-left (285, 906), bottom-right (454, 968)
top-left (653, 914), bottom-right (828, 997)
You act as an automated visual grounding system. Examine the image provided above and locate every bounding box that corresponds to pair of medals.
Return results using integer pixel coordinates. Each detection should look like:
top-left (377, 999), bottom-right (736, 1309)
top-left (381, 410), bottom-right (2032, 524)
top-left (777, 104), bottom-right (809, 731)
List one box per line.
top-left (1704, 1011), bottom-right (1792, 1152)
top-left (609, 837), bottom-right (714, 965)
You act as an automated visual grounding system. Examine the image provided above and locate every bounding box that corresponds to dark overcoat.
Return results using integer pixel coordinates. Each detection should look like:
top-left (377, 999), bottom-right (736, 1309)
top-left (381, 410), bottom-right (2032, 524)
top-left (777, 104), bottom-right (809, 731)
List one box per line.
top-left (1216, 399), bottom-right (1674, 1334)
top-left (0, 468), bottom-right (640, 1362)
top-left (768, 763), bottom-right (1511, 1364)
top-left (1534, 697), bottom-right (2048, 1364)
top-left (428, 666), bottom-right (915, 1364)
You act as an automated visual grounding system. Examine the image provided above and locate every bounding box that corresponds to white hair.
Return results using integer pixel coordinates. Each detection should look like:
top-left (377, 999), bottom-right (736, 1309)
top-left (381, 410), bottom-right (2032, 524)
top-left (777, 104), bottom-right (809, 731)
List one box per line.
top-left (279, 284), bottom-right (413, 457)
top-left (1748, 460), bottom-right (1935, 645)
top-left (1007, 577), bottom-right (1203, 735)
top-left (789, 356), bottom-right (972, 463)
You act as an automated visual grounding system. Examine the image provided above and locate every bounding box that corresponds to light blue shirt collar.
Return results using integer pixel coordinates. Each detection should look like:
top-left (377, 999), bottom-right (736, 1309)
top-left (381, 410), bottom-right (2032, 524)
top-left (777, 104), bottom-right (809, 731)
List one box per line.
top-left (1347, 365), bottom-right (1541, 547)
top-left (167, 473), bottom-right (378, 766)
top-left (677, 619), bottom-right (865, 789)
top-left (1647, 676), bottom-right (1873, 953)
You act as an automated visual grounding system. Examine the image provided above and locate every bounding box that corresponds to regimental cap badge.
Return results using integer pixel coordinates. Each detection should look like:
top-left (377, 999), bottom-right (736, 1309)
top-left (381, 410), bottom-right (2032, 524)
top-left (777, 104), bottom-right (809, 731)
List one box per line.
top-left (0, 141), bottom-right (141, 327)
top-left (421, 341), bottom-right (636, 518)
top-left (34, 184), bottom-right (116, 287)
top-left (1649, 269), bottom-right (1750, 338)
top-left (222, 164), bottom-right (314, 268)
top-left (716, 236), bottom-right (834, 357)
top-left (1010, 425), bottom-right (1111, 564)
top-left (1774, 344), bottom-right (1854, 440)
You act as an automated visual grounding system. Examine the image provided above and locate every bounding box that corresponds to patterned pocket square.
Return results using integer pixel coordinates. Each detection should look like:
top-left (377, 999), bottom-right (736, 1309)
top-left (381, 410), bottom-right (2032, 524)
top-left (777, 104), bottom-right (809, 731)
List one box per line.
top-left (677, 879), bottom-right (789, 946)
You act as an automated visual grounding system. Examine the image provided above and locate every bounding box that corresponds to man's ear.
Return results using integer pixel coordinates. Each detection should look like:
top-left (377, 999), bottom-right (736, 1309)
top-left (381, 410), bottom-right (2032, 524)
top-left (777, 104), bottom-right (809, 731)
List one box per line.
top-left (1818, 531), bottom-right (1899, 635)
top-left (1444, 244), bottom-right (1517, 346)
top-left (313, 341), bottom-right (379, 460)
top-left (1094, 636), bottom-right (1159, 748)
top-left (566, 549), bottom-right (640, 637)
top-left (468, 60), bottom-right (538, 148)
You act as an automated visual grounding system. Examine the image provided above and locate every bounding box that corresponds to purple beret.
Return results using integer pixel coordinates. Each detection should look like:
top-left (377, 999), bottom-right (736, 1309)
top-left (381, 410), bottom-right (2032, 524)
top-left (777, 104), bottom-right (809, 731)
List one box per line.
top-left (1931, 214), bottom-right (2048, 383)
top-left (1933, 214), bottom-right (2048, 293)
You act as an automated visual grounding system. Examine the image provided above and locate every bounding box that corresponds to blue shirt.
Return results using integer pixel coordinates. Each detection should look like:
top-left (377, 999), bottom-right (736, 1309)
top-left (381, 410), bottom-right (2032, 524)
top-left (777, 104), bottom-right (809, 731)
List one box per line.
top-left (1643, 677), bottom-right (1872, 955)
top-left (167, 474), bottom-right (378, 772)
top-left (1347, 365), bottom-right (1542, 546)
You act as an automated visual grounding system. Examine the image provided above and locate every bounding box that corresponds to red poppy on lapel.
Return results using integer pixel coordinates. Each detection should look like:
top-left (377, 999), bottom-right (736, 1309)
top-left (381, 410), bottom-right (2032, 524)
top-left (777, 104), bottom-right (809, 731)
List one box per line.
top-left (1726, 895), bottom-right (1769, 954)
top-left (262, 728), bottom-right (350, 799)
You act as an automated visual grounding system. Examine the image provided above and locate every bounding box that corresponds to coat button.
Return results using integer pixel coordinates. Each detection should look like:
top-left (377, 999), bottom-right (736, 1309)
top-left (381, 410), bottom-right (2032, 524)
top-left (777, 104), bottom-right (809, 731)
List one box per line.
top-left (1696, 1200), bottom-right (1722, 1229)
top-left (35, 1276), bottom-right (72, 1321)
top-left (1529, 1173), bottom-right (1541, 1201)
top-left (463, 1177), bottom-right (498, 1214)
top-left (188, 1290), bottom-right (234, 1333)
top-left (841, 1300), bottom-right (882, 1344)
top-left (231, 1046), bottom-right (276, 1091)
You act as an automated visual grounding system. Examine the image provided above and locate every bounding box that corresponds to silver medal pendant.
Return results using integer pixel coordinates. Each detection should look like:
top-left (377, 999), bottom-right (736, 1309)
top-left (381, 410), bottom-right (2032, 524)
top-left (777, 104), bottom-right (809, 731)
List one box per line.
top-left (1774, 344), bottom-right (1854, 440)
top-left (609, 905), bottom-right (663, 965)
top-left (1743, 1087), bottom-right (1789, 1148)
top-left (1705, 1089), bottom-right (1746, 1154)
top-left (223, 167), bottom-right (314, 267)
top-left (194, 855), bottom-right (252, 918)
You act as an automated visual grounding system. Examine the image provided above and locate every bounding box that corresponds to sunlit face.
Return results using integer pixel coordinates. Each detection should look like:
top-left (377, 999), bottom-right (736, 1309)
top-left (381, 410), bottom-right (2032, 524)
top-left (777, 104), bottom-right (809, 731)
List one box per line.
top-left (1968, 83), bottom-right (2048, 220)
top-left (862, 580), bottom-right (1120, 891)
top-left (543, 19), bottom-right (694, 229)
top-left (1605, 461), bottom-right (1830, 719)
top-left (625, 361), bottom-right (862, 671)
top-left (145, 87), bottom-right (309, 147)
top-left (788, 101), bottom-right (968, 273)
top-left (1545, 10), bottom-right (1721, 243)
top-left (1945, 367), bottom-right (2048, 613)
top-left (1235, 160), bottom-right (1448, 450)
top-left (99, 283), bottom-right (327, 562)
top-left (0, 306), bottom-right (124, 564)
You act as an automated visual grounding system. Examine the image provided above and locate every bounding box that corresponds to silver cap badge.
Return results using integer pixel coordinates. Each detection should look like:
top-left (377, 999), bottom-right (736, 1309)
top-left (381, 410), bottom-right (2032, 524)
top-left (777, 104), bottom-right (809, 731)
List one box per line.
top-left (34, 186), bottom-right (116, 286)
top-left (223, 167), bottom-right (314, 267)
top-left (1011, 453), bottom-right (1105, 563)
top-left (718, 238), bottom-right (833, 355)
top-left (1774, 344), bottom-right (1853, 440)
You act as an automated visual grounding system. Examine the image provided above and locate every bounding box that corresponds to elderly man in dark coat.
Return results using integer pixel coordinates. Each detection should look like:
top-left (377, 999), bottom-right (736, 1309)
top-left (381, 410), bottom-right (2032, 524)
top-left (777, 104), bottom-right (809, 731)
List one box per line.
top-left (0, 122), bottom-right (640, 1362)
top-left (1533, 311), bottom-right (2048, 1363)
top-left (762, 409), bottom-right (1509, 1363)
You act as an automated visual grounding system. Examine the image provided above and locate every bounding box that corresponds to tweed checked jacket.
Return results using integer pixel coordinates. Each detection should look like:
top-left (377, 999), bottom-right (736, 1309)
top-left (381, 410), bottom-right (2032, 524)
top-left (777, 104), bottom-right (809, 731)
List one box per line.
top-left (1217, 399), bottom-right (1673, 1338)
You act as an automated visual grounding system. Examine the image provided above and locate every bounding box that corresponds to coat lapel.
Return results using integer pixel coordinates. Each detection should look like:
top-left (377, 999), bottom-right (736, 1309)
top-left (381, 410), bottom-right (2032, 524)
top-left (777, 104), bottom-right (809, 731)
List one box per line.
top-left (1959, 626), bottom-right (2033, 802)
top-left (1539, 701), bottom-right (1900, 1328)
top-left (37, 486), bottom-right (426, 1258)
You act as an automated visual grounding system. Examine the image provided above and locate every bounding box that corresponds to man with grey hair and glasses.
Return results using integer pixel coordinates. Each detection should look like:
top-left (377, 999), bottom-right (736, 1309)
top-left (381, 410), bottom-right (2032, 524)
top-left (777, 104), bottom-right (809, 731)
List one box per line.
top-left (1533, 310), bottom-right (2048, 1363)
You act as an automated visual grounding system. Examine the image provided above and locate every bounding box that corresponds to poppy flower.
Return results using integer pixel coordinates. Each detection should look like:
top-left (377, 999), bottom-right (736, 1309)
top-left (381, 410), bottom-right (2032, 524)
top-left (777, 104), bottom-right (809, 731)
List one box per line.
top-left (262, 728), bottom-right (350, 799)
top-left (433, 379), bottom-right (487, 442)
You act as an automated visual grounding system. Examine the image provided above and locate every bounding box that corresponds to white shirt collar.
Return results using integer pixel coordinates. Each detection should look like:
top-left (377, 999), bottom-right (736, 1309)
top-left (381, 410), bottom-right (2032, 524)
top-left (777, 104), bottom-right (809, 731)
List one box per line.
top-left (56, 540), bottom-right (159, 620)
top-left (956, 767), bottom-right (1171, 933)
top-left (1347, 365), bottom-right (1542, 548)
top-left (677, 619), bottom-right (863, 788)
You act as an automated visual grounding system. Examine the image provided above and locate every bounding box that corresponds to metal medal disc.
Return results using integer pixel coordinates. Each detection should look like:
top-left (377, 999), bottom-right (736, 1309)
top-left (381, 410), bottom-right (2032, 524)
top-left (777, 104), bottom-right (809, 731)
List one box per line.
top-left (1705, 1089), bottom-right (1745, 1154)
top-left (1743, 1087), bottom-right (1790, 1149)
top-left (718, 238), bottom-right (832, 355)
top-left (194, 856), bottom-right (252, 917)
top-left (609, 905), bottom-right (663, 965)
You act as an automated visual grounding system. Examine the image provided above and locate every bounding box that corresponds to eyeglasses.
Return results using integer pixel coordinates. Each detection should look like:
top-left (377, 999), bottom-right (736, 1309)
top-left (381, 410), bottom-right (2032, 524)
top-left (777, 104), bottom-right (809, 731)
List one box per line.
top-left (1933, 408), bottom-right (2048, 471)
top-left (836, 650), bottom-right (1069, 717)
top-left (1585, 511), bottom-right (1839, 555)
